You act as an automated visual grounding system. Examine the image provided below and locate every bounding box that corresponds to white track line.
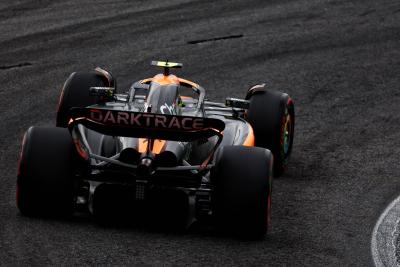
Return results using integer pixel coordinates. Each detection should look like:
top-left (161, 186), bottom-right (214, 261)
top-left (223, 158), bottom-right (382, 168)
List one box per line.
top-left (371, 194), bottom-right (400, 266)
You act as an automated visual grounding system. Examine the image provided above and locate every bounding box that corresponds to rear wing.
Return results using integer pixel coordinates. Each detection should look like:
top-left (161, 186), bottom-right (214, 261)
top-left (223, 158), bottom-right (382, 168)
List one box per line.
top-left (68, 107), bottom-right (224, 142)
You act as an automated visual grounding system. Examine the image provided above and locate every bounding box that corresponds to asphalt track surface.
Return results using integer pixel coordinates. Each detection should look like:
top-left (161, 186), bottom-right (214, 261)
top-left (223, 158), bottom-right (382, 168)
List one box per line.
top-left (0, 0), bottom-right (400, 265)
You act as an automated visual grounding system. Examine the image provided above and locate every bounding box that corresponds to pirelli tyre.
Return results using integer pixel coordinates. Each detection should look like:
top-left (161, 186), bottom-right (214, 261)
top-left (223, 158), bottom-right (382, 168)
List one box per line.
top-left (56, 72), bottom-right (108, 127)
top-left (246, 85), bottom-right (295, 176)
top-left (211, 146), bottom-right (273, 239)
top-left (17, 127), bottom-right (77, 216)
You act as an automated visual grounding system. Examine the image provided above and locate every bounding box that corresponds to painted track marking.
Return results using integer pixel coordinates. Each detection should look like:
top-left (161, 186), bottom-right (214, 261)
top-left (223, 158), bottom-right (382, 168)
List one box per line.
top-left (371, 194), bottom-right (400, 266)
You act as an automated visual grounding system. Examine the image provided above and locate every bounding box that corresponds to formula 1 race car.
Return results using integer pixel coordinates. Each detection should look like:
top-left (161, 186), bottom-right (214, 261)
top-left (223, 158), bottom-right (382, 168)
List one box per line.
top-left (16, 61), bottom-right (294, 238)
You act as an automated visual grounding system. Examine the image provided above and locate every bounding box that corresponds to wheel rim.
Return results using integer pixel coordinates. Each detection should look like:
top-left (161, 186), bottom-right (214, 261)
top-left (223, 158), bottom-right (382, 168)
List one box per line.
top-left (283, 113), bottom-right (292, 155)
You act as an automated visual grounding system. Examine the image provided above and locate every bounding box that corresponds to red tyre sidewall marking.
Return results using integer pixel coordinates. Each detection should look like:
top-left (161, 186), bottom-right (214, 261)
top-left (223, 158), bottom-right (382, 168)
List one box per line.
top-left (16, 131), bottom-right (27, 208)
top-left (267, 192), bottom-right (271, 230)
top-left (56, 87), bottom-right (65, 112)
top-left (266, 157), bottom-right (273, 230)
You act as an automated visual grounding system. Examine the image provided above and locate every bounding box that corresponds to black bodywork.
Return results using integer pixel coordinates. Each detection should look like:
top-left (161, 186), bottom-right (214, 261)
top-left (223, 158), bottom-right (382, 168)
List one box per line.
top-left (67, 69), bottom-right (254, 224)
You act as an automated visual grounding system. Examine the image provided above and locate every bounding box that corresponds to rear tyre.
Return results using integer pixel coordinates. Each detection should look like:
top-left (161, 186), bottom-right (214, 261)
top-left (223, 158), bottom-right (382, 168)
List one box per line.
top-left (211, 146), bottom-right (273, 239)
top-left (246, 87), bottom-right (295, 176)
top-left (17, 127), bottom-right (77, 217)
top-left (56, 72), bottom-right (108, 127)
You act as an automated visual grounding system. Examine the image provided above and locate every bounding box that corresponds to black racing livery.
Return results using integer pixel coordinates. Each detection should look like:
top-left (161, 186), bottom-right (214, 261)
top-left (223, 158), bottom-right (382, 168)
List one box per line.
top-left (17, 61), bottom-right (295, 238)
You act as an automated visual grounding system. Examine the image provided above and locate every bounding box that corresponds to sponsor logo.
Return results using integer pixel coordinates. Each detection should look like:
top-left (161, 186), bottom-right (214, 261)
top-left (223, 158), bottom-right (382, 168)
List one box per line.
top-left (89, 109), bottom-right (205, 130)
top-left (160, 103), bottom-right (176, 115)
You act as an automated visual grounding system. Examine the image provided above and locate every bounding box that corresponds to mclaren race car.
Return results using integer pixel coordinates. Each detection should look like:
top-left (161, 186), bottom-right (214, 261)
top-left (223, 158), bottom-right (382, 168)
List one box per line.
top-left (16, 61), bottom-right (295, 238)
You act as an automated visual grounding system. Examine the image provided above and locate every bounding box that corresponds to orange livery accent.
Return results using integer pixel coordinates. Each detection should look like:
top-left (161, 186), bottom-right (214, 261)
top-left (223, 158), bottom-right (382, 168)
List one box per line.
top-left (152, 74), bottom-right (180, 85)
top-left (242, 123), bottom-right (255, 146)
top-left (138, 138), bottom-right (147, 153)
top-left (152, 139), bottom-right (166, 154)
top-left (178, 78), bottom-right (199, 89)
top-left (138, 138), bottom-right (166, 154)
top-left (140, 76), bottom-right (199, 88)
